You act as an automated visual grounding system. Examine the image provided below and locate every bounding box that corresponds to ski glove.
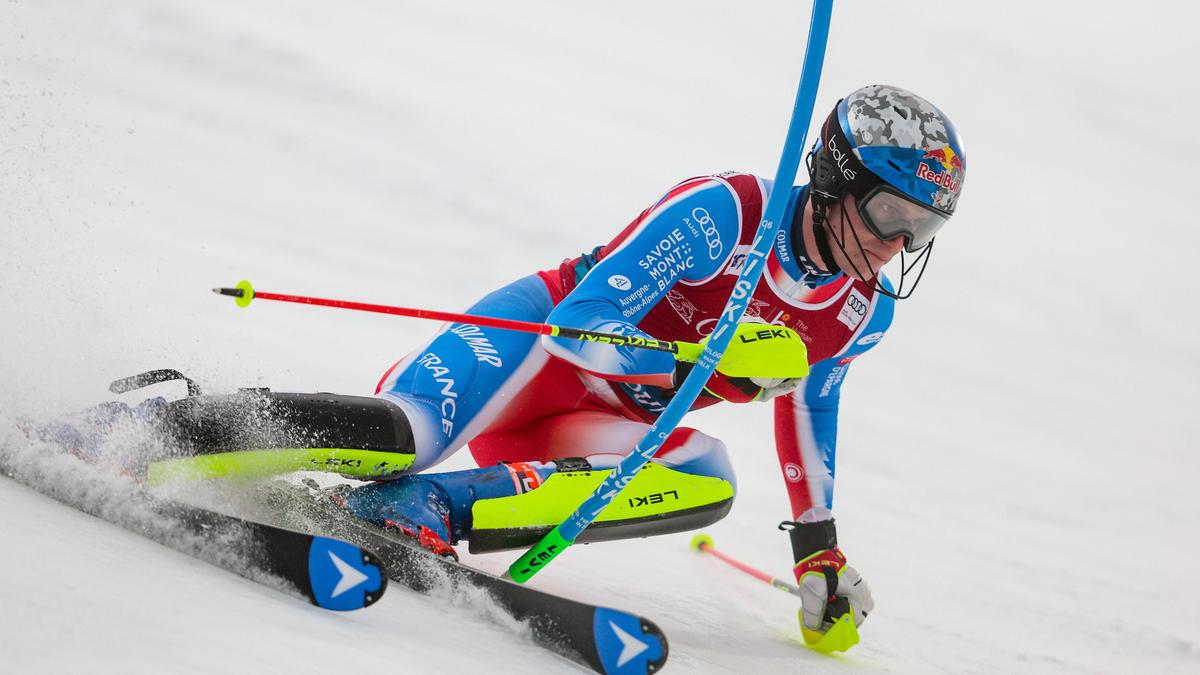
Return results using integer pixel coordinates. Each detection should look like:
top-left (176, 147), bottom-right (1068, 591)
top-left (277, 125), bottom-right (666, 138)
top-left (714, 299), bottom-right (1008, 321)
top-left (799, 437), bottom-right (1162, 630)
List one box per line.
top-left (781, 519), bottom-right (873, 652)
top-left (673, 321), bottom-right (808, 403)
top-left (688, 370), bottom-right (802, 403)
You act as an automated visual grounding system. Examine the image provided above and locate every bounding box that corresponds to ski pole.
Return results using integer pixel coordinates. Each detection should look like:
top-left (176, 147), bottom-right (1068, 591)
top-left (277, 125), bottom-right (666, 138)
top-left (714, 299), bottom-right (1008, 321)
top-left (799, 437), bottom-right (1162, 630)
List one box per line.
top-left (213, 279), bottom-right (703, 362)
top-left (690, 534), bottom-right (802, 597)
top-left (690, 533), bottom-right (861, 654)
top-left (506, 0), bottom-right (834, 583)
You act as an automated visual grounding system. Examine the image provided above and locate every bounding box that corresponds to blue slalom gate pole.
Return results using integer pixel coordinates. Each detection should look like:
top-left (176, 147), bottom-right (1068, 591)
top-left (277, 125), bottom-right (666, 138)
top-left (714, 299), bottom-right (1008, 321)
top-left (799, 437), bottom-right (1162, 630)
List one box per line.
top-left (508, 0), bottom-right (836, 582)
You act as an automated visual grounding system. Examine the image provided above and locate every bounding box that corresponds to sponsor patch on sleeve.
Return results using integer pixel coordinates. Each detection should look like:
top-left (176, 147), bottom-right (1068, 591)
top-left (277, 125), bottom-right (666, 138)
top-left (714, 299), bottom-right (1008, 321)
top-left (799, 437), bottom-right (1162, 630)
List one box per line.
top-left (724, 245), bottom-right (753, 276)
top-left (836, 288), bottom-right (869, 330)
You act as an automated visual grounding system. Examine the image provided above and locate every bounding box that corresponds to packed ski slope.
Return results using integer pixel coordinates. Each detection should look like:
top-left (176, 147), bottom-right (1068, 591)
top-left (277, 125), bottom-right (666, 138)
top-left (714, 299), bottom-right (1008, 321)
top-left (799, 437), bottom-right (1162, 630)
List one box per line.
top-left (2, 1), bottom-right (1197, 673)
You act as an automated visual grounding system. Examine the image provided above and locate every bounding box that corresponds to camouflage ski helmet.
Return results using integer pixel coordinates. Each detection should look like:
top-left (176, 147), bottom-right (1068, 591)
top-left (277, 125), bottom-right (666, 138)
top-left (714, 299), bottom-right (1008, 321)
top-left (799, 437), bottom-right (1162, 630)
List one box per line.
top-left (808, 84), bottom-right (966, 297)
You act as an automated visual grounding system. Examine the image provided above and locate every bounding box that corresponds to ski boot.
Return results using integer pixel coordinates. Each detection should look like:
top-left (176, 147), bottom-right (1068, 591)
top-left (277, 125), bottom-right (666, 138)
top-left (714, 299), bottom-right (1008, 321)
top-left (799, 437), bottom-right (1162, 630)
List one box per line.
top-left (25, 397), bottom-right (169, 478)
top-left (23, 369), bottom-right (196, 465)
top-left (343, 461), bottom-right (554, 559)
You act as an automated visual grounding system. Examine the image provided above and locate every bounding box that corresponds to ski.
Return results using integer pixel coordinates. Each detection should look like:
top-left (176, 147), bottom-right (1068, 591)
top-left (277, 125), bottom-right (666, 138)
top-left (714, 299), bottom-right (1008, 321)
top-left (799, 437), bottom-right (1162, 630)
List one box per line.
top-left (312, 505), bottom-right (668, 674)
top-left (0, 471), bottom-right (387, 611)
top-left (146, 498), bottom-right (388, 611)
top-left (10, 380), bottom-right (665, 669)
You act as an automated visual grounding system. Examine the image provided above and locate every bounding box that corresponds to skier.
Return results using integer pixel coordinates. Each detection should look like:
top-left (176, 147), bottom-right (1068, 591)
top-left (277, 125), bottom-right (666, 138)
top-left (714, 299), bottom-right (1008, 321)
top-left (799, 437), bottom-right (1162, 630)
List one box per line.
top-left (345, 83), bottom-right (966, 641)
top-left (45, 84), bottom-right (966, 644)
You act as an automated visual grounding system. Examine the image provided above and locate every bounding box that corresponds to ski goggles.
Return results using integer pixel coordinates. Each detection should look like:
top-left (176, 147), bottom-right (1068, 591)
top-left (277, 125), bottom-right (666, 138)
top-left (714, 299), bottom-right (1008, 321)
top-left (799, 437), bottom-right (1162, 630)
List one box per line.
top-left (857, 187), bottom-right (949, 253)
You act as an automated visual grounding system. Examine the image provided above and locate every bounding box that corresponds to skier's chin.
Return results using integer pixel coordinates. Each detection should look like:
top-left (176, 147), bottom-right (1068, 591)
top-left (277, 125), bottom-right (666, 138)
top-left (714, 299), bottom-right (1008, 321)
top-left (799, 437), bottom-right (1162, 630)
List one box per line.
top-left (827, 241), bottom-right (889, 284)
top-left (848, 269), bottom-right (875, 284)
top-left (842, 259), bottom-right (881, 283)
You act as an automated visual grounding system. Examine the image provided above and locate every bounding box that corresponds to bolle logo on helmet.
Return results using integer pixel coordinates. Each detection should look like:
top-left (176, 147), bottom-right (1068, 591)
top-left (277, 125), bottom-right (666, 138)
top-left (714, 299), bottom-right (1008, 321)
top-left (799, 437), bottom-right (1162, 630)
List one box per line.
top-left (917, 147), bottom-right (963, 193)
top-left (608, 274), bottom-right (632, 291)
top-left (826, 136), bottom-right (857, 182)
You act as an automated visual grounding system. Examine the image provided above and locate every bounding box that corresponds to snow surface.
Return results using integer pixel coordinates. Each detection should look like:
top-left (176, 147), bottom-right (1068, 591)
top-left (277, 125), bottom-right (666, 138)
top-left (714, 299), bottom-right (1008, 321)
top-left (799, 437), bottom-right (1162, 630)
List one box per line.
top-left (2, 1), bottom-right (1198, 673)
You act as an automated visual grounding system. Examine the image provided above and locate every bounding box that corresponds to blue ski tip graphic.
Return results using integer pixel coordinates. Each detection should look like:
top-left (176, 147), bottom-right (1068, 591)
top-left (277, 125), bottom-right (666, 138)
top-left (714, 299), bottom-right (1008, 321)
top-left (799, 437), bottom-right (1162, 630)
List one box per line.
top-left (593, 608), bottom-right (666, 674)
top-left (307, 536), bottom-right (385, 610)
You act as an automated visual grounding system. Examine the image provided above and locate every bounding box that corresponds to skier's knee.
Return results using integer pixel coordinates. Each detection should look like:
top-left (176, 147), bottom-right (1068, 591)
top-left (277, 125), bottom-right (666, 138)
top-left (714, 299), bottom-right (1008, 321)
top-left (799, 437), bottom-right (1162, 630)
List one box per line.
top-left (653, 427), bottom-right (737, 495)
top-left (376, 339), bottom-right (507, 471)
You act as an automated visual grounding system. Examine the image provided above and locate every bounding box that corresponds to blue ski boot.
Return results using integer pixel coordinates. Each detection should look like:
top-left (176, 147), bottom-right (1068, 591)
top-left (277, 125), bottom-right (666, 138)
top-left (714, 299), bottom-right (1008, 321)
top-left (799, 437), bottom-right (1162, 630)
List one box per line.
top-left (343, 461), bottom-right (556, 559)
top-left (27, 397), bottom-right (168, 474)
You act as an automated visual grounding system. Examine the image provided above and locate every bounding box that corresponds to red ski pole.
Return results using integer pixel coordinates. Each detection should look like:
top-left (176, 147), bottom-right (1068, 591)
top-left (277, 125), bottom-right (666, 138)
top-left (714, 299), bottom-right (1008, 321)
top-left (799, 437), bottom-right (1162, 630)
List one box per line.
top-left (213, 279), bottom-right (697, 359)
top-left (690, 533), bottom-right (803, 597)
top-left (690, 533), bottom-right (860, 653)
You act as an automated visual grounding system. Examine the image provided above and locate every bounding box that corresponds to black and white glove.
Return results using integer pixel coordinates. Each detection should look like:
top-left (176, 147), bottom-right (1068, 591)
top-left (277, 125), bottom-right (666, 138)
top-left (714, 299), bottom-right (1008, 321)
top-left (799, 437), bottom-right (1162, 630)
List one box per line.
top-left (781, 519), bottom-right (874, 652)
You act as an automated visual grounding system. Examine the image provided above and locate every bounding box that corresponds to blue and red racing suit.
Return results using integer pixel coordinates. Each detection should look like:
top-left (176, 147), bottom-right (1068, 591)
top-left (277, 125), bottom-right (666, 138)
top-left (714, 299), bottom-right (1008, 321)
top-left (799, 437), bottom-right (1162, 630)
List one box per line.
top-left (375, 172), bottom-right (894, 521)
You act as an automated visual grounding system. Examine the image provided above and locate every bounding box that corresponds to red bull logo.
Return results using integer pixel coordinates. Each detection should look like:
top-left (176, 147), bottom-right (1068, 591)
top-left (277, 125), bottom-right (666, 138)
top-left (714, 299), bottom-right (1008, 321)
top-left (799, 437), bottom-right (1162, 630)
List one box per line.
top-left (917, 146), bottom-right (963, 192)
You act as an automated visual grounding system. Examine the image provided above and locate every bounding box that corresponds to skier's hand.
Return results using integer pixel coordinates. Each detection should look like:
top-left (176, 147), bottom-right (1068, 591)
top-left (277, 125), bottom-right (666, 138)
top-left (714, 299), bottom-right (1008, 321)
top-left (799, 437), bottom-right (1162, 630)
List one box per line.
top-left (795, 547), bottom-right (872, 630)
top-left (696, 371), bottom-right (803, 403)
top-left (781, 519), bottom-right (872, 652)
top-left (673, 321), bottom-right (808, 402)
